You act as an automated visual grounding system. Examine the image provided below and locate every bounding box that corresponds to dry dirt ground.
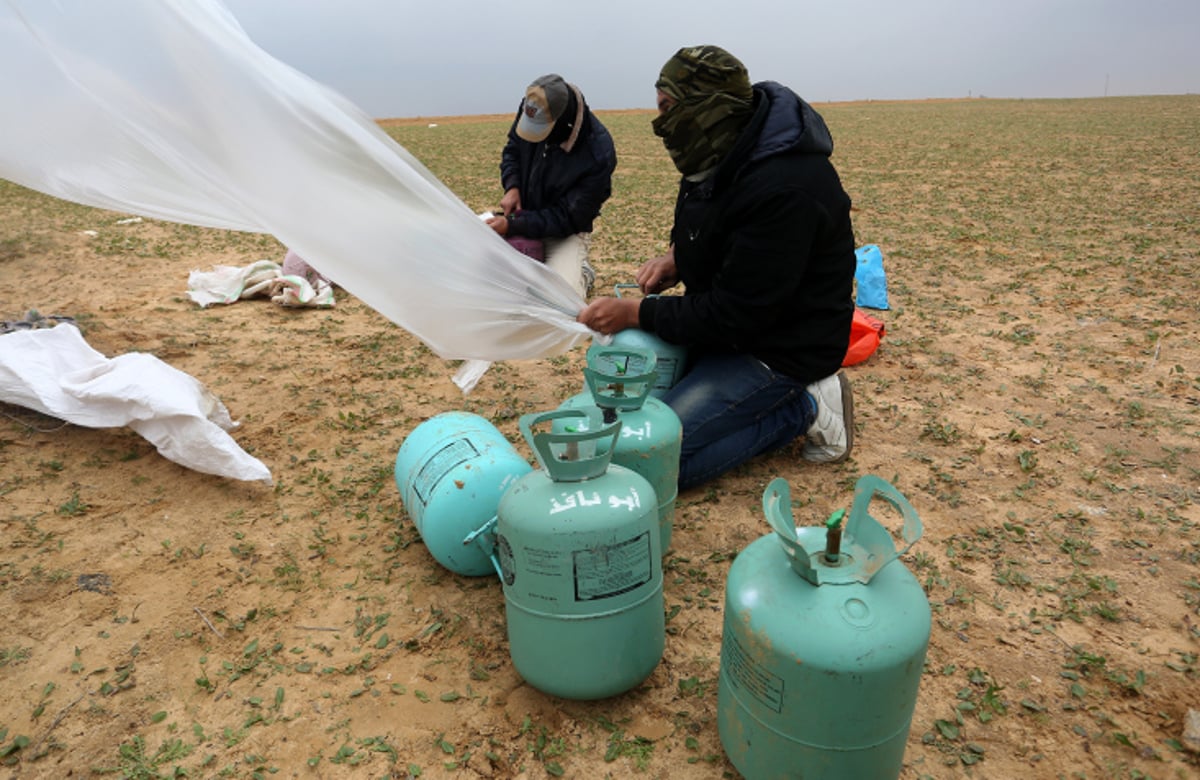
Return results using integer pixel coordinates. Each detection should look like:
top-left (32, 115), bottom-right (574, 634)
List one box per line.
top-left (2, 98), bottom-right (1199, 779)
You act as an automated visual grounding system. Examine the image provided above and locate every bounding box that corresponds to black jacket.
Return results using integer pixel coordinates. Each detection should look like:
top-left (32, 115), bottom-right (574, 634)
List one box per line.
top-left (500, 89), bottom-right (616, 239)
top-left (639, 81), bottom-right (856, 385)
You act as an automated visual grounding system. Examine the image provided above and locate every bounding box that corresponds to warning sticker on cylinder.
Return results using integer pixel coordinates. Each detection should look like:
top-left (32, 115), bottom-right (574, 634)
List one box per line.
top-left (723, 635), bottom-right (785, 713)
top-left (413, 437), bottom-right (479, 504)
top-left (572, 532), bottom-right (653, 601)
top-left (655, 357), bottom-right (679, 384)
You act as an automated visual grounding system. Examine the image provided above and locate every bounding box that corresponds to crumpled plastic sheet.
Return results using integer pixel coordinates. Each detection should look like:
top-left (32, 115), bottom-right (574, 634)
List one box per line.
top-left (0, 1), bottom-right (595, 391)
top-left (0, 326), bottom-right (272, 484)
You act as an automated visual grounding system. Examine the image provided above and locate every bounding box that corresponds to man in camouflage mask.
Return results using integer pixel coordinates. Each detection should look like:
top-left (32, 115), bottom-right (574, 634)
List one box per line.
top-left (579, 45), bottom-right (858, 489)
top-left (652, 46), bottom-right (756, 177)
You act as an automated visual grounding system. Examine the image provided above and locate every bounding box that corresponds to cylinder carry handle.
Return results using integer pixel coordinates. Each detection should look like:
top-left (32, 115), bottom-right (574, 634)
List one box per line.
top-left (762, 475), bottom-right (923, 585)
top-left (846, 474), bottom-right (923, 559)
top-left (583, 345), bottom-right (658, 412)
top-left (520, 409), bottom-right (621, 482)
top-left (763, 477), bottom-right (804, 548)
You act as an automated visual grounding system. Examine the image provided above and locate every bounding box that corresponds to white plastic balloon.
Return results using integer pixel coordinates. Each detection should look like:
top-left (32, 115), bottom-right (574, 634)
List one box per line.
top-left (0, 1), bottom-right (593, 373)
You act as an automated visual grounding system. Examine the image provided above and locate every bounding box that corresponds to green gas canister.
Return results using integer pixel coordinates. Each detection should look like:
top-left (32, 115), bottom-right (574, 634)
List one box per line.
top-left (610, 284), bottom-right (687, 397)
top-left (492, 409), bottom-right (664, 700)
top-left (718, 475), bottom-right (931, 780)
top-left (394, 412), bottom-right (531, 577)
top-left (557, 345), bottom-right (681, 553)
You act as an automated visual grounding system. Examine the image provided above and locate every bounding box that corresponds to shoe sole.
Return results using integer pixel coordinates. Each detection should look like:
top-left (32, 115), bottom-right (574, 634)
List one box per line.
top-left (828, 372), bottom-right (854, 464)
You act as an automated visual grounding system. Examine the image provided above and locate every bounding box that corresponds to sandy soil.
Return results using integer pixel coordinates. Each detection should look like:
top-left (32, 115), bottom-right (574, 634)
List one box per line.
top-left (2, 97), bottom-right (1199, 779)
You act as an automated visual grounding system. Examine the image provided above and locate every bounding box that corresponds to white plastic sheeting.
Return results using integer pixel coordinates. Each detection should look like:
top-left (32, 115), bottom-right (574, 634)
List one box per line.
top-left (0, 326), bottom-right (272, 484)
top-left (0, 1), bottom-right (593, 374)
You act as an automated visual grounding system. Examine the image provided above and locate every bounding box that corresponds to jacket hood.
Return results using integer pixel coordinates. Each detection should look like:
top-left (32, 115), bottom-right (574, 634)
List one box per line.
top-left (747, 81), bottom-right (833, 161)
top-left (704, 81), bottom-right (833, 191)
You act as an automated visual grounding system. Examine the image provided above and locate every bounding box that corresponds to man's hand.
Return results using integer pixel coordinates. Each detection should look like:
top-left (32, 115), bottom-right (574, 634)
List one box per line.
top-left (486, 215), bottom-right (508, 235)
top-left (500, 188), bottom-right (521, 216)
top-left (636, 246), bottom-right (679, 294)
top-left (577, 297), bottom-right (641, 335)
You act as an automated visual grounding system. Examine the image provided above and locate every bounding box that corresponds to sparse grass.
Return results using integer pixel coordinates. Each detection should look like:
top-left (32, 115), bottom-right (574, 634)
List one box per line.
top-left (0, 646), bottom-right (32, 667)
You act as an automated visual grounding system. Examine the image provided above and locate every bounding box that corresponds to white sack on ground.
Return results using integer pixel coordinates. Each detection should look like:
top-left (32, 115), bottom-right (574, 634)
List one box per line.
top-left (187, 260), bottom-right (336, 308)
top-left (0, 1), bottom-right (592, 370)
top-left (0, 326), bottom-right (272, 485)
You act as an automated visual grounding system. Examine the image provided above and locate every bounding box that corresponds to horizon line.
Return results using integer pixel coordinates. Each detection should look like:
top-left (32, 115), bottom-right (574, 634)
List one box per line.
top-left (374, 92), bottom-right (1198, 124)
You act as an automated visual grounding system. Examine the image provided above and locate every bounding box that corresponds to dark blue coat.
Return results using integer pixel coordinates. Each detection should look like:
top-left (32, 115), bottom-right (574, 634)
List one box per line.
top-left (500, 95), bottom-right (616, 239)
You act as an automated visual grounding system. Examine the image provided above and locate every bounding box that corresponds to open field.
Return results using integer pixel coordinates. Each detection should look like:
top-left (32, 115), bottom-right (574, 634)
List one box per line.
top-left (2, 94), bottom-right (1199, 779)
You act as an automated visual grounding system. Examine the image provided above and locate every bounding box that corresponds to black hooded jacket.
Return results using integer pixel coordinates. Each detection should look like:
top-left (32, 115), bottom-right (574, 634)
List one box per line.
top-left (499, 85), bottom-right (617, 239)
top-left (639, 81), bottom-right (856, 385)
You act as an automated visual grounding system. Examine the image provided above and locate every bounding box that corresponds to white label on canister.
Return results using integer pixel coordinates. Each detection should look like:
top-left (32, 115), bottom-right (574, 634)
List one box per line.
top-left (655, 357), bottom-right (679, 388)
top-left (724, 634), bottom-right (785, 713)
top-left (572, 531), bottom-right (653, 601)
top-left (523, 546), bottom-right (564, 579)
top-left (517, 545), bottom-right (564, 605)
top-left (413, 437), bottom-right (480, 505)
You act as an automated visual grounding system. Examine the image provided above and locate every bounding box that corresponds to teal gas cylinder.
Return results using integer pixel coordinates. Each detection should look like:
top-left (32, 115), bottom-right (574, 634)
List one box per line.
top-left (557, 345), bottom-right (681, 553)
top-left (610, 284), bottom-right (687, 397)
top-left (717, 475), bottom-right (931, 780)
top-left (393, 412), bottom-right (531, 577)
top-left (491, 409), bottom-right (664, 700)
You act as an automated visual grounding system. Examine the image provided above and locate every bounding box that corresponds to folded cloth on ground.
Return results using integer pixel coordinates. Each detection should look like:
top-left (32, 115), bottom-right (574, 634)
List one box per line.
top-left (0, 324), bottom-right (272, 484)
top-left (187, 260), bottom-right (334, 308)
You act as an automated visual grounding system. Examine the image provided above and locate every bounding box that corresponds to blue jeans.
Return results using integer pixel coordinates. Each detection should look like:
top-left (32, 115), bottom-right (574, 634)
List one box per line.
top-left (662, 353), bottom-right (816, 490)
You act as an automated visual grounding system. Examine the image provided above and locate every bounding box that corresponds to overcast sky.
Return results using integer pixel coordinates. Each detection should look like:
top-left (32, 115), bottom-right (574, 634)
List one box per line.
top-left (222, 0), bottom-right (1199, 119)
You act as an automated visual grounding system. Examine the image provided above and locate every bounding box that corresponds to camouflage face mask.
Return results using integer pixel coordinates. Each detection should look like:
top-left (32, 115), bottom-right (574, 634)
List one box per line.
top-left (652, 45), bottom-right (754, 176)
top-left (652, 95), bottom-right (751, 176)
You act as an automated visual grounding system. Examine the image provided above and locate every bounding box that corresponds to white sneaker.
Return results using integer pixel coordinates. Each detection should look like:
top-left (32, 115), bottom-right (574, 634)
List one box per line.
top-left (801, 372), bottom-right (854, 463)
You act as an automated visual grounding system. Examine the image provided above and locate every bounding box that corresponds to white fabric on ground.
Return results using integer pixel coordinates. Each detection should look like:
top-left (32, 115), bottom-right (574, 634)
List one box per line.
top-left (0, 326), bottom-right (272, 484)
top-left (187, 260), bottom-right (335, 308)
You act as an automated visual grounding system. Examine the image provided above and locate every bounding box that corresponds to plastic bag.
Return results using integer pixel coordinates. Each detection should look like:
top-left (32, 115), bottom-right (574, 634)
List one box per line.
top-left (842, 309), bottom-right (886, 367)
top-left (0, 1), bottom-right (592, 373)
top-left (854, 244), bottom-right (890, 310)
